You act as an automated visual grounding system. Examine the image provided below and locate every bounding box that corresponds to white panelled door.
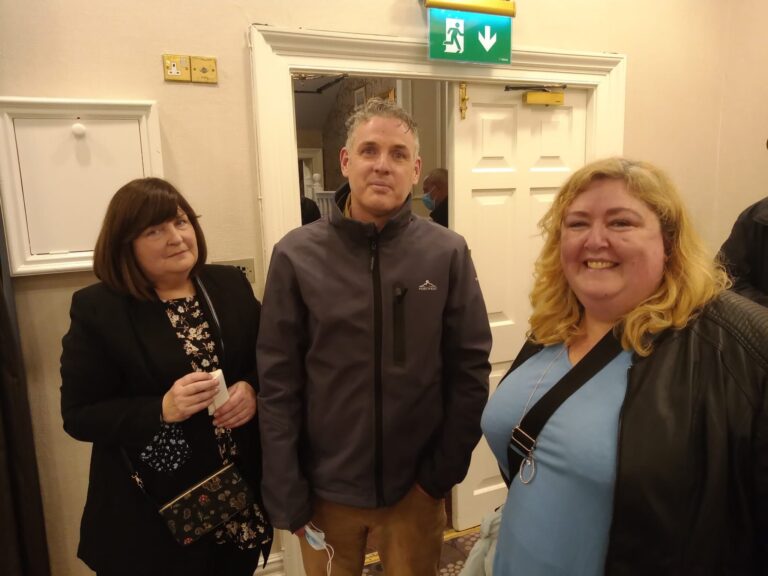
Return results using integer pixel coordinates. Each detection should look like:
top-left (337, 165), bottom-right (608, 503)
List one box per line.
top-left (449, 82), bottom-right (588, 530)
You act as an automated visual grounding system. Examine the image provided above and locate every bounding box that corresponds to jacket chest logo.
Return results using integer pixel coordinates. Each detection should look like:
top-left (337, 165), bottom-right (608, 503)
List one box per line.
top-left (418, 280), bottom-right (438, 291)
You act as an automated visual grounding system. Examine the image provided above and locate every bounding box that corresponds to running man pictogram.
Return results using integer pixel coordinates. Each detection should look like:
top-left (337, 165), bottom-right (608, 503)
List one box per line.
top-left (443, 18), bottom-right (465, 53)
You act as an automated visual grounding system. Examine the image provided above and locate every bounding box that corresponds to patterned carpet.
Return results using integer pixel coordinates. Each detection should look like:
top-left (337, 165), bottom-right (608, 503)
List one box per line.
top-left (361, 526), bottom-right (480, 575)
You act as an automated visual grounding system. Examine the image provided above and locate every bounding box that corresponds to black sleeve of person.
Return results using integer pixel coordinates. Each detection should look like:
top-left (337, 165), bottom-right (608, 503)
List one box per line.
top-left (719, 198), bottom-right (768, 307)
top-left (300, 196), bottom-right (322, 225)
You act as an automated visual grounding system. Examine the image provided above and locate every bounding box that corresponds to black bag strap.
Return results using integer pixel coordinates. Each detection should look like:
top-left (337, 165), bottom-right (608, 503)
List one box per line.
top-left (121, 448), bottom-right (159, 506)
top-left (505, 329), bottom-right (623, 485)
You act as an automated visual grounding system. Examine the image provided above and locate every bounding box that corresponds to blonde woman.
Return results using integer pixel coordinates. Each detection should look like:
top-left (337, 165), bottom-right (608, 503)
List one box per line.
top-left (481, 158), bottom-right (767, 575)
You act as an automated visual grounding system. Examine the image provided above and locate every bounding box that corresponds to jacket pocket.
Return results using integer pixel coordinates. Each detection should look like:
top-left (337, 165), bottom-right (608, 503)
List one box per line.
top-left (393, 283), bottom-right (407, 365)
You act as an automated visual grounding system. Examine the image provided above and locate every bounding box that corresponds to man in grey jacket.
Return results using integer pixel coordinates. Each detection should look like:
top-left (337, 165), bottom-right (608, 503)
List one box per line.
top-left (257, 98), bottom-right (492, 576)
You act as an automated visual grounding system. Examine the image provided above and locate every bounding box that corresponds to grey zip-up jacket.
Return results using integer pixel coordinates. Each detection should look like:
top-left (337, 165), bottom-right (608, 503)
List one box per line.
top-left (257, 186), bottom-right (492, 531)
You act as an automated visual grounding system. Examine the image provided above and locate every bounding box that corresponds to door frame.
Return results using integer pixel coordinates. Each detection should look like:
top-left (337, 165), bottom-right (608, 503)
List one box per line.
top-left (248, 25), bottom-right (626, 576)
top-left (249, 25), bottom-right (625, 273)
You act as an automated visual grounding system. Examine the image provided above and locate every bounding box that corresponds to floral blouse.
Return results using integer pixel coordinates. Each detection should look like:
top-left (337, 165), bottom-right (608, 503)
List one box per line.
top-left (140, 294), bottom-right (270, 551)
top-left (139, 296), bottom-right (218, 471)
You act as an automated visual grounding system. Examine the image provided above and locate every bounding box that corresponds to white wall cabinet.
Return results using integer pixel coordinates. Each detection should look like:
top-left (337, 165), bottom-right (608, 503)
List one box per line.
top-left (0, 98), bottom-right (162, 275)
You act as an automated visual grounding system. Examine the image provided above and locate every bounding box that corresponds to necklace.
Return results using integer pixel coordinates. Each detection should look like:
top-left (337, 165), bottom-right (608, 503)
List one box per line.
top-left (515, 346), bottom-right (565, 484)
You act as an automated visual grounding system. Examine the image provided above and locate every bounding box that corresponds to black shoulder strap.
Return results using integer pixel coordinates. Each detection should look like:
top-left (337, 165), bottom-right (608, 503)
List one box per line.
top-left (195, 276), bottom-right (225, 358)
top-left (505, 330), bottom-right (623, 485)
top-left (120, 448), bottom-right (159, 507)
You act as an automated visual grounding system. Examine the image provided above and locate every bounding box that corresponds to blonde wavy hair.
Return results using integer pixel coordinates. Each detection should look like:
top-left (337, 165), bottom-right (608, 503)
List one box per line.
top-left (529, 157), bottom-right (729, 356)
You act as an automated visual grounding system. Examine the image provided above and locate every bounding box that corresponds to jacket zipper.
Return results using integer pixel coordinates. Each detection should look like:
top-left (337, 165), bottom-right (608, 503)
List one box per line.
top-left (370, 236), bottom-right (385, 506)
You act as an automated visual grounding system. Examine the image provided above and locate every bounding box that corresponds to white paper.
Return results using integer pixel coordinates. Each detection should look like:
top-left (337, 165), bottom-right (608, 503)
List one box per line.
top-left (207, 369), bottom-right (229, 415)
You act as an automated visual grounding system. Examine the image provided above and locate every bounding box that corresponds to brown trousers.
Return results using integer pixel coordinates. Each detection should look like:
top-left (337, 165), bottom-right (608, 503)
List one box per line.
top-left (298, 485), bottom-right (447, 576)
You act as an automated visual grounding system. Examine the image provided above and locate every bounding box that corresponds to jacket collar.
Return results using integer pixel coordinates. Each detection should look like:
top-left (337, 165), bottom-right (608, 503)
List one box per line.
top-left (330, 182), bottom-right (413, 241)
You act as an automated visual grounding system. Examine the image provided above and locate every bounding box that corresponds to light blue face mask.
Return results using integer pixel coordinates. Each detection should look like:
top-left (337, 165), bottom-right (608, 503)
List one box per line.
top-left (421, 192), bottom-right (435, 211)
top-left (305, 522), bottom-right (334, 575)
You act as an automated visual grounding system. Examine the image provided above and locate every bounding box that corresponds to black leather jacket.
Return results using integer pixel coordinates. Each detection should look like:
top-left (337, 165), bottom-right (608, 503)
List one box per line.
top-left (513, 291), bottom-right (768, 575)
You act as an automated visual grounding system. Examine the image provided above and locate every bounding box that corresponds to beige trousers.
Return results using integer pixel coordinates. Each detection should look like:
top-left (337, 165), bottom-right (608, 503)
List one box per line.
top-left (298, 485), bottom-right (447, 576)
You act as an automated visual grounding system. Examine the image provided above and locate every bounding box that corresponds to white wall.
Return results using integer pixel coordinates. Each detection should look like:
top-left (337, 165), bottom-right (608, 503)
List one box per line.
top-left (711, 0), bottom-right (768, 242)
top-left (2, 1), bottom-right (768, 575)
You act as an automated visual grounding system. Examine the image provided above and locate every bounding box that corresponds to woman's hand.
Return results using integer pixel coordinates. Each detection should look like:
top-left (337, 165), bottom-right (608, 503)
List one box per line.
top-left (212, 380), bottom-right (257, 429)
top-left (161, 371), bottom-right (219, 423)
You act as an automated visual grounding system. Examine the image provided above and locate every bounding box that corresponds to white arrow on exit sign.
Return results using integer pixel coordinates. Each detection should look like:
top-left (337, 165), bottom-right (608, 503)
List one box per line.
top-left (478, 26), bottom-right (497, 52)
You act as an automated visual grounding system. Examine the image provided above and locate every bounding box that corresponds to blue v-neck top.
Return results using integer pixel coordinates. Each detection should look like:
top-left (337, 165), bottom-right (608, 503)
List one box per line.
top-left (481, 343), bottom-right (632, 576)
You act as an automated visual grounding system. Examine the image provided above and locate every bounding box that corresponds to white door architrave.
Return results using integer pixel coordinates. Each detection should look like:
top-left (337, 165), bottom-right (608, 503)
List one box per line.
top-left (249, 25), bottom-right (625, 576)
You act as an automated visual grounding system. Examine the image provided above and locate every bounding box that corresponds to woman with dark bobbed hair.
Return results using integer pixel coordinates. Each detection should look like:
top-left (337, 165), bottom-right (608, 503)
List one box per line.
top-left (481, 158), bottom-right (767, 575)
top-left (61, 178), bottom-right (271, 575)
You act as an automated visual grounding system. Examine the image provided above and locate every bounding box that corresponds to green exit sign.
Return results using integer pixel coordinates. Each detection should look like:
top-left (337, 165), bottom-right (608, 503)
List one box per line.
top-left (428, 8), bottom-right (512, 64)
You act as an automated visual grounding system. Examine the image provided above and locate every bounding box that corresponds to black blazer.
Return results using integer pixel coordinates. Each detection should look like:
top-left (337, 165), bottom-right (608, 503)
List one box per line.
top-left (61, 265), bottom-right (263, 575)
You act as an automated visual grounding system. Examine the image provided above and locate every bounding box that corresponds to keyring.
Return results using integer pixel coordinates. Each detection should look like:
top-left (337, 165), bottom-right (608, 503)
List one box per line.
top-left (519, 456), bottom-right (536, 484)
